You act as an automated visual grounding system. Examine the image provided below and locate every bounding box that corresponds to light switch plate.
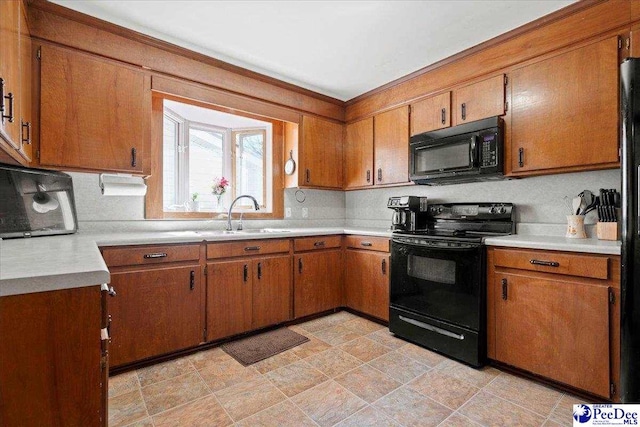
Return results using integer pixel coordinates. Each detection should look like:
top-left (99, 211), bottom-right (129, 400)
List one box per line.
top-left (302, 207), bottom-right (308, 218)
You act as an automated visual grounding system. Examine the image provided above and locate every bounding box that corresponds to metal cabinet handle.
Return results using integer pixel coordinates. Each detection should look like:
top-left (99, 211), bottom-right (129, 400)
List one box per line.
top-left (441, 108), bottom-right (446, 125)
top-left (144, 253), bottom-right (167, 259)
top-left (501, 278), bottom-right (508, 300)
top-left (243, 264), bottom-right (248, 282)
top-left (461, 103), bottom-right (466, 121)
top-left (257, 262), bottom-right (262, 280)
top-left (190, 270), bottom-right (195, 290)
top-left (298, 258), bottom-right (303, 274)
top-left (518, 148), bottom-right (524, 167)
top-left (366, 170), bottom-right (371, 183)
top-left (0, 79), bottom-right (4, 117)
top-left (377, 168), bottom-right (382, 182)
top-left (306, 169), bottom-right (310, 183)
top-left (313, 241), bottom-right (325, 247)
top-left (382, 259), bottom-right (387, 274)
top-left (21, 121), bottom-right (31, 144)
top-left (3, 92), bottom-right (14, 123)
top-left (131, 147), bottom-right (137, 167)
top-left (244, 246), bottom-right (261, 252)
top-left (530, 259), bottom-right (559, 267)
top-left (360, 241), bottom-right (372, 247)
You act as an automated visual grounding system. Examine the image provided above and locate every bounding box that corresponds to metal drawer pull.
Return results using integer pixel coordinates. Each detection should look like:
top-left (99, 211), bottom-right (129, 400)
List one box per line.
top-left (529, 259), bottom-right (559, 267)
top-left (298, 258), bottom-right (303, 274)
top-left (399, 315), bottom-right (465, 340)
top-left (381, 259), bottom-right (386, 274)
top-left (313, 241), bottom-right (325, 247)
top-left (131, 147), bottom-right (137, 167)
top-left (366, 170), bottom-right (371, 182)
top-left (21, 121), bottom-right (31, 144)
top-left (441, 107), bottom-right (446, 125)
top-left (360, 242), bottom-right (373, 247)
top-left (257, 262), bottom-right (262, 279)
top-left (377, 168), bottom-right (382, 182)
top-left (3, 92), bottom-right (14, 122)
top-left (518, 148), bottom-right (524, 167)
top-left (190, 270), bottom-right (195, 290)
top-left (144, 253), bottom-right (167, 259)
top-left (461, 103), bottom-right (466, 121)
top-left (501, 278), bottom-right (508, 300)
top-left (244, 246), bottom-right (261, 251)
top-left (243, 264), bottom-right (248, 282)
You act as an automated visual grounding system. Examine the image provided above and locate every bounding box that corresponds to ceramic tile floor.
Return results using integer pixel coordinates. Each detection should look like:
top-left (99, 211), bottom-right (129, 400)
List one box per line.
top-left (108, 311), bottom-right (586, 427)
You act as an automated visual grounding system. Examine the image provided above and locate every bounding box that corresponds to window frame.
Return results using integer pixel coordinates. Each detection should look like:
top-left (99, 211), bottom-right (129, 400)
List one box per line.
top-left (231, 129), bottom-right (268, 209)
top-left (146, 93), bottom-right (284, 220)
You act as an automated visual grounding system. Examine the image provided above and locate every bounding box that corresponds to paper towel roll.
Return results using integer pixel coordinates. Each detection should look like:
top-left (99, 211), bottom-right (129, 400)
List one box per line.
top-left (99, 174), bottom-right (147, 196)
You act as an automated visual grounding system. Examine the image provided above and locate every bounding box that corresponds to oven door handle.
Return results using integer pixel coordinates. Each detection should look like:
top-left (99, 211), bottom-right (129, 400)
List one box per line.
top-left (399, 315), bottom-right (465, 340)
top-left (392, 239), bottom-right (480, 250)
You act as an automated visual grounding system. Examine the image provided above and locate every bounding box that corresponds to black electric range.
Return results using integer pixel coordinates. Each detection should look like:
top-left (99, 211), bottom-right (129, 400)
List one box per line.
top-left (389, 202), bottom-right (515, 367)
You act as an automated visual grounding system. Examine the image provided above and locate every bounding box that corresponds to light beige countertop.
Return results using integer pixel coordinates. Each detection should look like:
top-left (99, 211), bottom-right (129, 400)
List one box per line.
top-left (0, 227), bottom-right (392, 297)
top-left (484, 234), bottom-right (621, 255)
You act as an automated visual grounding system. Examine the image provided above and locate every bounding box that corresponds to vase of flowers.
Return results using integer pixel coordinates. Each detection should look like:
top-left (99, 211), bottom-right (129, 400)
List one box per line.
top-left (212, 177), bottom-right (229, 211)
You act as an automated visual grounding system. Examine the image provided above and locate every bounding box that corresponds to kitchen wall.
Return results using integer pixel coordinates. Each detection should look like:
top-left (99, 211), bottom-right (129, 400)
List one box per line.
top-left (346, 169), bottom-right (621, 236)
top-left (69, 169), bottom-right (620, 236)
top-left (67, 172), bottom-right (346, 233)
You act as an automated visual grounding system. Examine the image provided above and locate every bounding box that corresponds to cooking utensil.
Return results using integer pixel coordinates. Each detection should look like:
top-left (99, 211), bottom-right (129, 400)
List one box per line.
top-left (573, 196), bottom-right (582, 215)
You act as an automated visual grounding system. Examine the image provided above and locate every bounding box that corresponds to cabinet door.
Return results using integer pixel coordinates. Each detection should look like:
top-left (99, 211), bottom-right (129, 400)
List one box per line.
top-left (374, 106), bottom-right (409, 185)
top-left (344, 117), bottom-right (373, 188)
top-left (109, 265), bottom-right (203, 366)
top-left (17, 1), bottom-right (31, 161)
top-left (207, 259), bottom-right (252, 341)
top-left (453, 74), bottom-right (505, 125)
top-left (300, 115), bottom-right (343, 188)
top-left (0, 0), bottom-right (20, 149)
top-left (252, 255), bottom-right (292, 329)
top-left (410, 92), bottom-right (451, 136)
top-left (344, 250), bottom-right (389, 321)
top-left (495, 273), bottom-right (610, 397)
top-left (510, 37), bottom-right (619, 173)
top-left (0, 286), bottom-right (103, 427)
top-left (39, 44), bottom-right (150, 173)
top-left (294, 250), bottom-right (342, 318)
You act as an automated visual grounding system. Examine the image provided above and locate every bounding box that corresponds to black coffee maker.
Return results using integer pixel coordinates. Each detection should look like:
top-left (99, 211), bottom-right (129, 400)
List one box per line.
top-left (387, 196), bottom-right (428, 232)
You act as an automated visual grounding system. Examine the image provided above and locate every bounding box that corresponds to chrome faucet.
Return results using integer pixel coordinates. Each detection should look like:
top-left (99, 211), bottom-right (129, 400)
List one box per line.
top-left (226, 195), bottom-right (260, 231)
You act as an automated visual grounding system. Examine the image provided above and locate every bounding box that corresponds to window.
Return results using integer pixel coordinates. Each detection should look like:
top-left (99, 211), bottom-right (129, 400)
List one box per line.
top-left (161, 99), bottom-right (275, 214)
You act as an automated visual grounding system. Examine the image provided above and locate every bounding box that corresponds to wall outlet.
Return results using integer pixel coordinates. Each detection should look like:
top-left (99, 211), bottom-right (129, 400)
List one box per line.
top-left (302, 207), bottom-right (308, 218)
top-left (285, 207), bottom-right (292, 218)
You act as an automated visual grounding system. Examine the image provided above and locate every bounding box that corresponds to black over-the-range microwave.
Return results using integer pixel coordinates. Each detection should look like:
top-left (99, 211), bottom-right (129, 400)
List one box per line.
top-left (409, 116), bottom-right (505, 185)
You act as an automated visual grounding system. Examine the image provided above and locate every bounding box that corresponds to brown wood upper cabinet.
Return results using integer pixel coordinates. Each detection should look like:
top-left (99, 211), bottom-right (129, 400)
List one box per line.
top-left (344, 117), bottom-right (374, 188)
top-left (487, 247), bottom-right (620, 399)
top-left (0, 0), bottom-right (31, 165)
top-left (38, 44), bottom-right (151, 174)
top-left (293, 115), bottom-right (343, 188)
top-left (374, 106), bottom-right (410, 186)
top-left (453, 74), bottom-right (506, 125)
top-left (410, 91), bottom-right (451, 136)
top-left (510, 36), bottom-right (619, 174)
top-left (344, 106), bottom-right (409, 189)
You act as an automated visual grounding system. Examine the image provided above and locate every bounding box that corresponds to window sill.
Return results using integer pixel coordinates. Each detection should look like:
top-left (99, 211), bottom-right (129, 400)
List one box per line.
top-left (159, 212), bottom-right (283, 220)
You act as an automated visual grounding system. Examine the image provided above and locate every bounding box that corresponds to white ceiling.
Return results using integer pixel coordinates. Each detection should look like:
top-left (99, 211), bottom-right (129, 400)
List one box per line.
top-left (50, 0), bottom-right (576, 101)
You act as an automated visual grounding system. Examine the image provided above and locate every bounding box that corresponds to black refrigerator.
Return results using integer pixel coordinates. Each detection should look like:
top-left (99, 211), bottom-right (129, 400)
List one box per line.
top-left (621, 58), bottom-right (640, 403)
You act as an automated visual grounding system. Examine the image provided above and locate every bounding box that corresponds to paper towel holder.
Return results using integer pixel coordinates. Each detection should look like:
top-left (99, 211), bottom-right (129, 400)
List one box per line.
top-left (99, 173), bottom-right (148, 196)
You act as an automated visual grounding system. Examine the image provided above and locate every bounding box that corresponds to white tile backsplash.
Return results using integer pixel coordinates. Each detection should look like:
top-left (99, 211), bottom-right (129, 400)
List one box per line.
top-left (68, 168), bottom-right (620, 235)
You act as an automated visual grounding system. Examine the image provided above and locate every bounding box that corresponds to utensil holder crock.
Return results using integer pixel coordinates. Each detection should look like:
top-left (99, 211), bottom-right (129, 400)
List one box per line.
top-left (566, 215), bottom-right (587, 239)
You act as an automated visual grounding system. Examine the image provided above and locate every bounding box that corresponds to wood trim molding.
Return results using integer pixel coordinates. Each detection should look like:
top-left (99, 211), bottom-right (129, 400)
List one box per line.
top-left (26, 0), bottom-right (345, 121)
top-left (345, 0), bottom-right (633, 121)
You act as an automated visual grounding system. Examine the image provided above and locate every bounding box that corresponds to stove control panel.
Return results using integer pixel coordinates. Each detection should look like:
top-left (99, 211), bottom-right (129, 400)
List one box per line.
top-left (428, 203), bottom-right (514, 221)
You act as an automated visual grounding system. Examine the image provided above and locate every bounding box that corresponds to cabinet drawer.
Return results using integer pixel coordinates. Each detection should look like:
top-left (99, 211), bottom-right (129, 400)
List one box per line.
top-left (207, 239), bottom-right (290, 259)
top-left (343, 235), bottom-right (389, 252)
top-left (101, 244), bottom-right (200, 267)
top-left (493, 248), bottom-right (609, 280)
top-left (293, 235), bottom-right (342, 252)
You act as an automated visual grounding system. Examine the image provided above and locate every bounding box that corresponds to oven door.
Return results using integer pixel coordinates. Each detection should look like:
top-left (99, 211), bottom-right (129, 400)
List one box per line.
top-left (389, 238), bottom-right (484, 331)
top-left (410, 133), bottom-right (478, 179)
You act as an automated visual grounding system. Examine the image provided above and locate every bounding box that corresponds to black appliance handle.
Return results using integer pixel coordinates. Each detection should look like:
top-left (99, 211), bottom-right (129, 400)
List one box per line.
top-left (470, 135), bottom-right (477, 167)
top-left (392, 238), bottom-right (481, 250)
top-left (399, 315), bottom-right (465, 340)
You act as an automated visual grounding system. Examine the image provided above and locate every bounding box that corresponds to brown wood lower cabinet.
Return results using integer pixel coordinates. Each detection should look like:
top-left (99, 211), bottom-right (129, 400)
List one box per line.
top-left (487, 247), bottom-right (620, 399)
top-left (345, 249), bottom-right (390, 321)
top-left (206, 255), bottom-right (292, 341)
top-left (294, 249), bottom-right (343, 318)
top-left (0, 286), bottom-right (106, 426)
top-left (109, 265), bottom-right (203, 367)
